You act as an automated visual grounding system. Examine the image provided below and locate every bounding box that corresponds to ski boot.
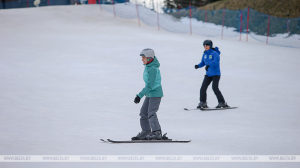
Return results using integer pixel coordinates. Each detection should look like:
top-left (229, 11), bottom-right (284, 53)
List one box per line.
top-left (131, 130), bottom-right (151, 140)
top-left (146, 130), bottom-right (162, 140)
top-left (197, 102), bottom-right (208, 109)
top-left (216, 102), bottom-right (229, 108)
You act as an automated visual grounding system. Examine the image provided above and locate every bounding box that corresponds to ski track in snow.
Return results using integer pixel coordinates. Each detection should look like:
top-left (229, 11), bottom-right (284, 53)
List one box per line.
top-left (0, 4), bottom-right (300, 168)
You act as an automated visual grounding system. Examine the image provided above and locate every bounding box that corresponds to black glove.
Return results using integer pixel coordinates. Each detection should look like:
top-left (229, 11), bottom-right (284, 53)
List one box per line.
top-left (205, 65), bottom-right (210, 71)
top-left (134, 95), bottom-right (141, 104)
top-left (195, 65), bottom-right (199, 69)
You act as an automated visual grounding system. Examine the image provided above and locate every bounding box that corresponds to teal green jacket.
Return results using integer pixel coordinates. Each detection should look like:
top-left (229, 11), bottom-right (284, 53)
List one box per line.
top-left (137, 57), bottom-right (163, 98)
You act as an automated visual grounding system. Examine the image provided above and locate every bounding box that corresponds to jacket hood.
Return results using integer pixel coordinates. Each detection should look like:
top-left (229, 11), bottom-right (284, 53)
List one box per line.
top-left (145, 57), bottom-right (160, 68)
top-left (204, 47), bottom-right (221, 55)
top-left (214, 47), bottom-right (221, 55)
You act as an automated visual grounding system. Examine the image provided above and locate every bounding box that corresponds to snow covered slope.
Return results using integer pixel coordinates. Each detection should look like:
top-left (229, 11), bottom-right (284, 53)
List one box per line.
top-left (0, 4), bottom-right (300, 168)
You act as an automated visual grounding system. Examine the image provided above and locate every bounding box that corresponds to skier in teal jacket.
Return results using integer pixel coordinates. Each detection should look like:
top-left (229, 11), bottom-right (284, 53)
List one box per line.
top-left (132, 48), bottom-right (163, 140)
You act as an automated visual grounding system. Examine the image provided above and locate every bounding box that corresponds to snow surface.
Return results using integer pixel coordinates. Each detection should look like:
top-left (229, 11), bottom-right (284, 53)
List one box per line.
top-left (0, 4), bottom-right (300, 168)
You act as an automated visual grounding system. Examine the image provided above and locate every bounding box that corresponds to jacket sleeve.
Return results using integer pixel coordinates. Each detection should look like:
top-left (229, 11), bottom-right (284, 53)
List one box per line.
top-left (208, 52), bottom-right (220, 67)
top-left (137, 68), bottom-right (157, 98)
top-left (198, 55), bottom-right (206, 68)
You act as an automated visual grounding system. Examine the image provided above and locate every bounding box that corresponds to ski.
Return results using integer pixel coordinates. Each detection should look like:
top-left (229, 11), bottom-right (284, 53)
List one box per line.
top-left (104, 139), bottom-right (191, 143)
top-left (184, 107), bottom-right (238, 111)
top-left (200, 107), bottom-right (238, 111)
top-left (183, 108), bottom-right (200, 111)
top-left (100, 139), bottom-right (107, 142)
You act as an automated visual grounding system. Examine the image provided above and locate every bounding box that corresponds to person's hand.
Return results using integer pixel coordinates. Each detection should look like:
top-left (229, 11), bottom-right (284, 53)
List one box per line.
top-left (205, 65), bottom-right (210, 71)
top-left (195, 65), bottom-right (199, 69)
top-left (134, 96), bottom-right (141, 104)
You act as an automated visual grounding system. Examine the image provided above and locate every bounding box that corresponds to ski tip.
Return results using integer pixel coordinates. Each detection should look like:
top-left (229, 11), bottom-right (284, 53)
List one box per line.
top-left (100, 139), bottom-right (106, 142)
top-left (184, 108), bottom-right (188, 111)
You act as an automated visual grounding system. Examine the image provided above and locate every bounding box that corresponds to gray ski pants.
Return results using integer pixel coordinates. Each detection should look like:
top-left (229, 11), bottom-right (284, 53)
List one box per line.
top-left (140, 97), bottom-right (162, 132)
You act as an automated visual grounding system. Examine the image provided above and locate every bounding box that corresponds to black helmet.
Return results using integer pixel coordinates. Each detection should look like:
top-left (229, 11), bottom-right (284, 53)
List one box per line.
top-left (203, 40), bottom-right (213, 48)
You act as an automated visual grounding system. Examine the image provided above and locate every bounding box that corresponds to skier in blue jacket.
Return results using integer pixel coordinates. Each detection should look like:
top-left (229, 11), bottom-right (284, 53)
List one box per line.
top-left (195, 40), bottom-right (229, 109)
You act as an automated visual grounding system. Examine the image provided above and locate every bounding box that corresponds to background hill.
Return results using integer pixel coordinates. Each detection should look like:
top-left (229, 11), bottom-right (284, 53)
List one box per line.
top-left (199, 0), bottom-right (300, 18)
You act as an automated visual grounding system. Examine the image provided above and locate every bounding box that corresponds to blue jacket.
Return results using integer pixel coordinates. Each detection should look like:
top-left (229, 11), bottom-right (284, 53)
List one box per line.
top-left (198, 47), bottom-right (221, 77)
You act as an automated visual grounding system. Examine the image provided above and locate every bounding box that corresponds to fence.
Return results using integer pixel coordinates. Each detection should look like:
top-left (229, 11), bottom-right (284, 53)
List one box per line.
top-left (101, 2), bottom-right (300, 48)
top-left (164, 6), bottom-right (300, 48)
top-left (1, 1), bottom-right (299, 48)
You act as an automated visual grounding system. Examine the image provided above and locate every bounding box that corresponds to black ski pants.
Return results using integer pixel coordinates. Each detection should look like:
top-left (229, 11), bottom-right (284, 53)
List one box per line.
top-left (200, 75), bottom-right (225, 103)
